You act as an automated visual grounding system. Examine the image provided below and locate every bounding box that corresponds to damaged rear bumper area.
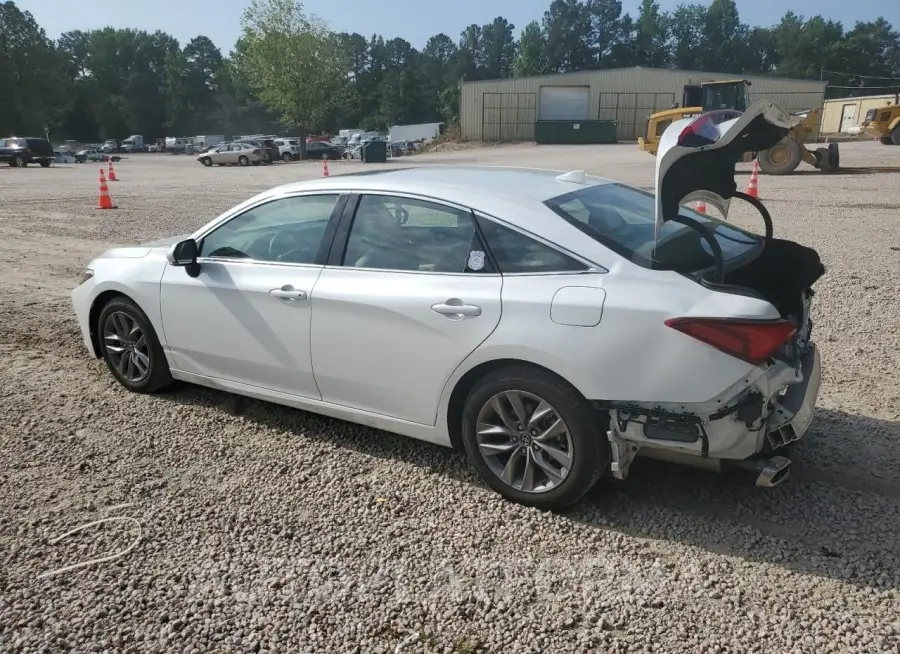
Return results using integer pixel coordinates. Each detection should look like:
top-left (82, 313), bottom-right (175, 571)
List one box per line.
top-left (597, 343), bottom-right (822, 487)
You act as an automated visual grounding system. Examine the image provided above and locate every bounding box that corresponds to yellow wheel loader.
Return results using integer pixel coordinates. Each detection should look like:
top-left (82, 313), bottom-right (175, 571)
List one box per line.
top-left (860, 100), bottom-right (900, 145)
top-left (638, 79), bottom-right (838, 174)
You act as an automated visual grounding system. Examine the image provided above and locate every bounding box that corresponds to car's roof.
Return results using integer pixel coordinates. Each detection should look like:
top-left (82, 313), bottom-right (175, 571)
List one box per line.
top-left (270, 166), bottom-right (616, 205)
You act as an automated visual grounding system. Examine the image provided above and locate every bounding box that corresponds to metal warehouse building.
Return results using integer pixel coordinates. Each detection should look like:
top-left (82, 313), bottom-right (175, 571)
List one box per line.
top-left (460, 66), bottom-right (828, 142)
top-left (820, 93), bottom-right (899, 135)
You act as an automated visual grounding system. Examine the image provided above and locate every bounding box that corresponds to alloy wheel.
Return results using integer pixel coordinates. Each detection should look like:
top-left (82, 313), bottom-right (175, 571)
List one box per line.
top-left (475, 390), bottom-right (574, 493)
top-left (103, 311), bottom-right (151, 383)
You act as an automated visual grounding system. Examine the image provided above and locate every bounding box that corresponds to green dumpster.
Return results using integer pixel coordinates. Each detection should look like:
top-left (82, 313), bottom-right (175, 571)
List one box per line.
top-left (534, 120), bottom-right (618, 144)
top-left (361, 140), bottom-right (387, 163)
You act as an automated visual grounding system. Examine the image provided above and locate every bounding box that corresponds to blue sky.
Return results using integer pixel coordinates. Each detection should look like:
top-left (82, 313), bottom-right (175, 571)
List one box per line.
top-left (17, 0), bottom-right (900, 54)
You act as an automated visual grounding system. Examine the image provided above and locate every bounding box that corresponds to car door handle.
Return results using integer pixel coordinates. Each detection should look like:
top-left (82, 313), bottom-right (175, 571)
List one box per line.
top-left (269, 287), bottom-right (307, 301)
top-left (431, 301), bottom-right (482, 319)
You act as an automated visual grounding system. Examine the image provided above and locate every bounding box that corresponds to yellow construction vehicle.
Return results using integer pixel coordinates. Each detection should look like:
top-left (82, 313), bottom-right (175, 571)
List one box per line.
top-left (860, 100), bottom-right (900, 145)
top-left (638, 79), bottom-right (838, 174)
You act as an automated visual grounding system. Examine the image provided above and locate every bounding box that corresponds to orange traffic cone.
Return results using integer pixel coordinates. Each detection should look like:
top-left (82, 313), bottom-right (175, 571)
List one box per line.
top-left (96, 169), bottom-right (117, 210)
top-left (746, 159), bottom-right (760, 198)
top-left (695, 200), bottom-right (707, 214)
top-left (322, 158), bottom-right (330, 177)
top-left (107, 158), bottom-right (118, 181)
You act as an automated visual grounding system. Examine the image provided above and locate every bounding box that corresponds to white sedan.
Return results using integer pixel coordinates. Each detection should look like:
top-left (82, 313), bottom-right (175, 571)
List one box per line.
top-left (71, 101), bottom-right (824, 510)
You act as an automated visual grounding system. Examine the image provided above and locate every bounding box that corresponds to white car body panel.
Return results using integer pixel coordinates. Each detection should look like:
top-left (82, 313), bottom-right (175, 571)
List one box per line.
top-left (71, 156), bottom-right (822, 473)
top-left (159, 260), bottom-right (323, 399)
top-left (309, 268), bottom-right (503, 425)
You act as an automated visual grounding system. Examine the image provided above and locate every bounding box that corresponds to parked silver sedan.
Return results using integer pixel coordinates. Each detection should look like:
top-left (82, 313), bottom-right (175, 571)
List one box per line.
top-left (197, 142), bottom-right (265, 167)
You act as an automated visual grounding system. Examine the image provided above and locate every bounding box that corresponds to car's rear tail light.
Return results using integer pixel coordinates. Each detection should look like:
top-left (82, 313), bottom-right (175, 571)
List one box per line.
top-left (664, 317), bottom-right (796, 365)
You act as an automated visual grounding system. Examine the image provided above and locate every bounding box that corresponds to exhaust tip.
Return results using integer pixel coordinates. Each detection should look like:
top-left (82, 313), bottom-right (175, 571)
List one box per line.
top-left (755, 455), bottom-right (792, 488)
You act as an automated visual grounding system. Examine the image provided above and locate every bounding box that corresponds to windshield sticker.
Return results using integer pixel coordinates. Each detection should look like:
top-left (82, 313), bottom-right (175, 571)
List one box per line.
top-left (467, 250), bottom-right (486, 271)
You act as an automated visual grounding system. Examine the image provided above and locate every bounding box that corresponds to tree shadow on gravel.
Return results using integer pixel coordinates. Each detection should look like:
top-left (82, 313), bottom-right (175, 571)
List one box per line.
top-left (157, 384), bottom-right (900, 592)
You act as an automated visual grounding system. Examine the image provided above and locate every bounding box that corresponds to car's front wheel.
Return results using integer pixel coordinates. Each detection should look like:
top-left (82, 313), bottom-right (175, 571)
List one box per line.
top-left (200, 157), bottom-right (212, 167)
top-left (238, 155), bottom-right (249, 166)
top-left (97, 297), bottom-right (173, 393)
top-left (282, 152), bottom-right (293, 162)
top-left (461, 366), bottom-right (609, 510)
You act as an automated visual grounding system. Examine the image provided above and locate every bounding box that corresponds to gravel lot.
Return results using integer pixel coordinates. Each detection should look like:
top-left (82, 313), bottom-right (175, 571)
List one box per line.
top-left (1, 142), bottom-right (899, 653)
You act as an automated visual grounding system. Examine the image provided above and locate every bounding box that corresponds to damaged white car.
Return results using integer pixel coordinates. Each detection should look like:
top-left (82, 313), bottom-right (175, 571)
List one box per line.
top-left (71, 100), bottom-right (823, 510)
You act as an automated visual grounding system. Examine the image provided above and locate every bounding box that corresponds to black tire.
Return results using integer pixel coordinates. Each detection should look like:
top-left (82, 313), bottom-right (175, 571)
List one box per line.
top-left (238, 155), bottom-right (249, 166)
top-left (828, 142), bottom-right (840, 169)
top-left (881, 136), bottom-right (894, 145)
top-left (460, 366), bottom-right (609, 510)
top-left (13, 155), bottom-right (26, 168)
top-left (282, 152), bottom-right (293, 162)
top-left (757, 136), bottom-right (802, 175)
top-left (40, 159), bottom-right (51, 168)
top-left (97, 296), bottom-right (173, 393)
top-left (200, 157), bottom-right (212, 167)
top-left (814, 147), bottom-right (833, 173)
top-left (892, 126), bottom-right (900, 146)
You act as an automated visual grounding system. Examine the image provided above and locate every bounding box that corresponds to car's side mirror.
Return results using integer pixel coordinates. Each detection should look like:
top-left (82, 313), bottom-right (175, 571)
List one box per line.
top-left (167, 238), bottom-right (201, 277)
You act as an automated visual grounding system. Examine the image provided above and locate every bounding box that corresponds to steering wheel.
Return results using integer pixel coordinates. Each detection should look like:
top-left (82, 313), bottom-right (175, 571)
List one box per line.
top-left (268, 230), bottom-right (311, 262)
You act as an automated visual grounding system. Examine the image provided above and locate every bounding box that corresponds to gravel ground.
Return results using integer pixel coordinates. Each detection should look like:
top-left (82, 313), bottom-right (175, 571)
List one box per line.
top-left (1, 143), bottom-right (899, 653)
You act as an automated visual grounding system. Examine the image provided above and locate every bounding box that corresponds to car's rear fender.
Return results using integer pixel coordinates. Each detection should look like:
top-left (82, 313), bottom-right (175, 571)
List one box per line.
top-left (437, 269), bottom-right (780, 420)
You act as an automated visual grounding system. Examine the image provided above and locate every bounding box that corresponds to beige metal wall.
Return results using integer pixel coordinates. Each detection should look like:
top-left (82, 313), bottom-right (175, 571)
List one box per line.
top-left (820, 95), bottom-right (898, 134)
top-left (460, 67), bottom-right (828, 142)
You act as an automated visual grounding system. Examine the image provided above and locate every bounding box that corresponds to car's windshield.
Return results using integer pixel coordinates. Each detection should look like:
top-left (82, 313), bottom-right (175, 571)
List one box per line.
top-left (544, 182), bottom-right (761, 272)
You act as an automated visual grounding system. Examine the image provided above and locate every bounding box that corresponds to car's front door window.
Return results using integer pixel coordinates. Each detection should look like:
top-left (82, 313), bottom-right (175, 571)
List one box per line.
top-left (199, 194), bottom-right (341, 264)
top-left (342, 194), bottom-right (490, 273)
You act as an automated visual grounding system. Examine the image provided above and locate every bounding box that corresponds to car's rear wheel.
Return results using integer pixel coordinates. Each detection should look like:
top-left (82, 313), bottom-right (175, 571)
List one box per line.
top-left (282, 152), bottom-right (293, 162)
top-left (97, 297), bottom-right (173, 393)
top-left (238, 155), bottom-right (249, 166)
top-left (461, 366), bottom-right (609, 510)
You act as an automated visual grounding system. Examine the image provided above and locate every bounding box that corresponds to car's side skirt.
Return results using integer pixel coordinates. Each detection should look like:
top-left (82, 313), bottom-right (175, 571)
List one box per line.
top-left (169, 369), bottom-right (454, 448)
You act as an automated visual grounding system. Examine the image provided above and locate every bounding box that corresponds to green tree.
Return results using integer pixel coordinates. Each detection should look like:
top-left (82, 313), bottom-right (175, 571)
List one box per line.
top-left (233, 0), bottom-right (350, 149)
top-left (632, 0), bottom-right (669, 67)
top-left (542, 0), bottom-right (593, 73)
top-left (513, 21), bottom-right (549, 76)
top-left (481, 17), bottom-right (518, 78)
top-left (668, 4), bottom-right (707, 70)
top-left (0, 1), bottom-right (70, 136)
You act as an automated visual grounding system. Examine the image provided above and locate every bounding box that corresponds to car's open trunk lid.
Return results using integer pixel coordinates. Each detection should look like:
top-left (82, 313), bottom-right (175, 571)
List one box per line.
top-left (654, 101), bottom-right (826, 322)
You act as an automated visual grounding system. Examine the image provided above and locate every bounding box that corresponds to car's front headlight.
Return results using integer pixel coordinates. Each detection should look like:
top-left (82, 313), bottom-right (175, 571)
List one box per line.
top-left (80, 268), bottom-right (94, 284)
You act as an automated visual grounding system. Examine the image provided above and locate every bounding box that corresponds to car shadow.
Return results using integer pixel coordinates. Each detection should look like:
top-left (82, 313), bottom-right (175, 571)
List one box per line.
top-left (155, 382), bottom-right (900, 592)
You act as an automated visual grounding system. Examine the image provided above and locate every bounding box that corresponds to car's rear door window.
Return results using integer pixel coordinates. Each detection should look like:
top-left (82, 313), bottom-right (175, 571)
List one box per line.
top-left (475, 216), bottom-right (587, 273)
top-left (342, 194), bottom-right (491, 273)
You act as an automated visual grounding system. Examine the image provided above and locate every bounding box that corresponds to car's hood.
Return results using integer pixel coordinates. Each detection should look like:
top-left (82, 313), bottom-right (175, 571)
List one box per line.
top-left (653, 100), bottom-right (800, 240)
top-left (139, 233), bottom-right (192, 248)
top-left (95, 234), bottom-right (191, 261)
